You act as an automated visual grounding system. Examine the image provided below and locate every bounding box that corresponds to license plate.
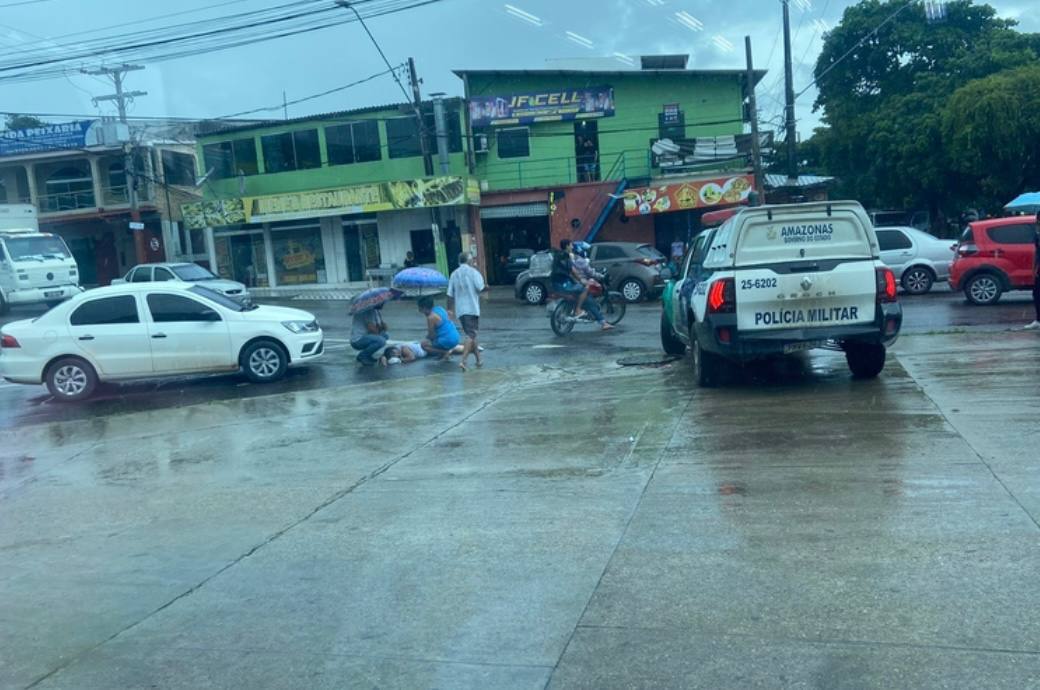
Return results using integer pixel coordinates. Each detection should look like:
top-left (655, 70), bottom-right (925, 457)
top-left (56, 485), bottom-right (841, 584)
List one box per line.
top-left (783, 340), bottom-right (825, 354)
top-left (44, 291), bottom-right (61, 298)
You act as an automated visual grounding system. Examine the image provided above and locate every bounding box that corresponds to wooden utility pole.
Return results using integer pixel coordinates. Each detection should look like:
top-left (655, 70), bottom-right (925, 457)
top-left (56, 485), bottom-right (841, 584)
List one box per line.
top-left (745, 35), bottom-right (764, 203)
top-left (407, 57), bottom-right (434, 177)
top-left (782, 0), bottom-right (798, 181)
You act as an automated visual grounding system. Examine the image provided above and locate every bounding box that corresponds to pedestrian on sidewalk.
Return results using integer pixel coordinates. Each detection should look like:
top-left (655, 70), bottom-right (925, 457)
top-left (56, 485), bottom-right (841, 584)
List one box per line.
top-left (350, 304), bottom-right (388, 365)
top-left (418, 296), bottom-right (461, 360)
top-left (1026, 212), bottom-right (1040, 330)
top-left (447, 252), bottom-right (488, 370)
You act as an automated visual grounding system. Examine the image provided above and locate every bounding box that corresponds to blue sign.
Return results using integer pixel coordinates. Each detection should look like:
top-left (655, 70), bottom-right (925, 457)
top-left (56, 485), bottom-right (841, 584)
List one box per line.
top-left (0, 120), bottom-right (100, 157)
top-left (469, 86), bottom-right (614, 127)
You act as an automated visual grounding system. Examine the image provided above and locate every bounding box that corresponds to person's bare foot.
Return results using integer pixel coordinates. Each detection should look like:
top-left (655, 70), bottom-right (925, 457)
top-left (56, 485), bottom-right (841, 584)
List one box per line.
top-left (475, 356), bottom-right (483, 368)
top-left (378, 356), bottom-right (388, 367)
top-left (574, 309), bottom-right (587, 319)
top-left (459, 360), bottom-right (468, 371)
top-left (601, 322), bottom-right (614, 331)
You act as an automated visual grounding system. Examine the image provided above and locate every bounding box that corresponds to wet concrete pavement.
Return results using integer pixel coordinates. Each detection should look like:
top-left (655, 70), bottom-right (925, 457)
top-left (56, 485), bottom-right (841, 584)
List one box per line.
top-left (2, 290), bottom-right (1040, 688)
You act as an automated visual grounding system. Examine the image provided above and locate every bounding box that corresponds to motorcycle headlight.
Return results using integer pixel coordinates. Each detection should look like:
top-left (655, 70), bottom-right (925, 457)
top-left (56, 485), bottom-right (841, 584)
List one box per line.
top-left (282, 320), bottom-right (317, 334)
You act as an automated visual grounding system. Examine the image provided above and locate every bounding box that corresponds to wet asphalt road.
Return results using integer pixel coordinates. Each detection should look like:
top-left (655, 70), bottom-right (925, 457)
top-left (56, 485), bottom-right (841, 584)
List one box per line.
top-left (1, 286), bottom-right (1037, 429)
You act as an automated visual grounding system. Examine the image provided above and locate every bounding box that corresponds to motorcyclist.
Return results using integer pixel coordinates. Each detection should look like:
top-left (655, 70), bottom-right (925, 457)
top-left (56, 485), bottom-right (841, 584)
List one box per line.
top-left (551, 239), bottom-right (612, 331)
top-left (572, 241), bottom-right (598, 282)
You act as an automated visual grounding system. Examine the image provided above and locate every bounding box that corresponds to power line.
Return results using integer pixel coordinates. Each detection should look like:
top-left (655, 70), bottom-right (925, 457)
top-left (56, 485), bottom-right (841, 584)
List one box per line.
top-left (216, 66), bottom-right (401, 118)
top-left (0, 0), bottom-right (52, 7)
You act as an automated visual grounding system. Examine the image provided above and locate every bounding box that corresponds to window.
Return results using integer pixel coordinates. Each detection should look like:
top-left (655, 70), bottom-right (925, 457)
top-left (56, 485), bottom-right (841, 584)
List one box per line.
top-left (147, 293), bottom-right (221, 322)
top-left (410, 229), bottom-right (436, 264)
top-left (960, 227), bottom-right (974, 244)
top-left (386, 117), bottom-right (423, 159)
top-left (659, 105), bottom-right (685, 140)
top-left (171, 264), bottom-right (217, 281)
top-left (189, 285), bottom-right (247, 312)
top-left (161, 150), bottom-right (196, 186)
top-left (3, 235), bottom-right (71, 260)
top-left (202, 138), bottom-right (258, 179)
top-left (326, 120), bottom-right (381, 165)
top-left (0, 244), bottom-right (5, 261)
top-left (70, 296), bottom-right (139, 325)
top-left (877, 230), bottom-right (913, 251)
top-left (638, 245), bottom-right (667, 261)
top-left (988, 224), bottom-right (1037, 245)
top-left (130, 267), bottom-right (151, 282)
top-left (154, 267), bottom-right (175, 281)
top-left (261, 129), bottom-right (321, 173)
top-left (497, 128), bottom-right (529, 159)
top-left (593, 245), bottom-right (626, 261)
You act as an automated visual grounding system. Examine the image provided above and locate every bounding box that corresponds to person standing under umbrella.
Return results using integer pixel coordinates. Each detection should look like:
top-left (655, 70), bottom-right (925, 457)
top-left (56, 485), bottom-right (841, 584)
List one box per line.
top-left (447, 252), bottom-right (488, 370)
top-left (351, 304), bottom-right (389, 365)
top-left (1026, 211), bottom-right (1040, 330)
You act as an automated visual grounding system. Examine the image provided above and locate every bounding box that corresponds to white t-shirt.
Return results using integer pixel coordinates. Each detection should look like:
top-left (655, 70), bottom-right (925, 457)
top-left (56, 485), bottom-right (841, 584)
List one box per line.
top-left (447, 263), bottom-right (486, 317)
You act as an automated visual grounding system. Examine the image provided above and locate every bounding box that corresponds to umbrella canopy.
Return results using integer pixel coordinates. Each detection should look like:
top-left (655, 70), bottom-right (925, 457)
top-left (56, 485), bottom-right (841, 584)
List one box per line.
top-left (349, 287), bottom-right (401, 315)
top-left (1004, 192), bottom-right (1040, 213)
top-left (391, 267), bottom-right (449, 294)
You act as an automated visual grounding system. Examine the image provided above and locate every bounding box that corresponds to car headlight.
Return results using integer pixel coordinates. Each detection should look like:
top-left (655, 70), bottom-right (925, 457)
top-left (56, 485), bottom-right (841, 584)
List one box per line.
top-left (282, 320), bottom-right (318, 334)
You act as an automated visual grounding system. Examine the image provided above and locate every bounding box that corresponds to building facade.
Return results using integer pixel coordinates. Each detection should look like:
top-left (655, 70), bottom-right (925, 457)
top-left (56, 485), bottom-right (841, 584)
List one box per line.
top-left (184, 98), bottom-right (479, 293)
top-left (0, 118), bottom-right (202, 286)
top-left (457, 55), bottom-right (767, 283)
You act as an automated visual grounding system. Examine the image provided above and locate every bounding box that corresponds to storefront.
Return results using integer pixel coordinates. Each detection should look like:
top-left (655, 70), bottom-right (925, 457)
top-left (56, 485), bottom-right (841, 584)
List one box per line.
top-left (183, 176), bottom-right (480, 289)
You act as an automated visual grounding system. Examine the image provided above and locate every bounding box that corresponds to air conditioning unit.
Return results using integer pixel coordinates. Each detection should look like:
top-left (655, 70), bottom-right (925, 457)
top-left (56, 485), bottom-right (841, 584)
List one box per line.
top-left (473, 133), bottom-right (489, 154)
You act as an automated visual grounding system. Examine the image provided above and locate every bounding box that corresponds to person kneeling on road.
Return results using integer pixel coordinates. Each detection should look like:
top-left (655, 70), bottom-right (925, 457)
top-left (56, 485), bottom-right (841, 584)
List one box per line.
top-left (350, 304), bottom-right (388, 365)
top-left (550, 239), bottom-right (613, 331)
top-left (418, 296), bottom-right (461, 360)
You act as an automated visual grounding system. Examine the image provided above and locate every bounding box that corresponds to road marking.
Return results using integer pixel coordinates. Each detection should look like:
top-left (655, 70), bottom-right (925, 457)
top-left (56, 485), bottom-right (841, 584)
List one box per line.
top-left (532, 344), bottom-right (567, 349)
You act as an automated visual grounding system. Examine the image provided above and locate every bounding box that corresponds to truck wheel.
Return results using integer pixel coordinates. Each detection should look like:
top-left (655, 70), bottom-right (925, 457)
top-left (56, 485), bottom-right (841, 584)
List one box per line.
top-left (661, 312), bottom-right (686, 356)
top-left (690, 330), bottom-right (720, 387)
top-left (964, 274), bottom-right (1002, 305)
top-left (45, 357), bottom-right (98, 402)
top-left (845, 342), bottom-right (886, 379)
top-left (0, 292), bottom-right (9, 316)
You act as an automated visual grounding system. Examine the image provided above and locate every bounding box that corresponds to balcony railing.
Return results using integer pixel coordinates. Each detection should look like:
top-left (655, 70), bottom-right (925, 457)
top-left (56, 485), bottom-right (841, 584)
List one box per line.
top-left (37, 190), bottom-right (96, 213)
top-left (480, 149), bottom-right (648, 192)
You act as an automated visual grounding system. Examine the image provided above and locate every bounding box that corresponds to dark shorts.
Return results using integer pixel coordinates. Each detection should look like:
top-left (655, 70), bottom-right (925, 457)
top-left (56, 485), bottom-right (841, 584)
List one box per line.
top-left (552, 280), bottom-right (584, 296)
top-left (460, 314), bottom-right (479, 338)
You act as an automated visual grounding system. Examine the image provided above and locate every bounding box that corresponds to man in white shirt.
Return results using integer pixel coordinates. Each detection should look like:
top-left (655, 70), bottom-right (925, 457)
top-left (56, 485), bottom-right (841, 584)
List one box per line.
top-left (447, 252), bottom-right (489, 370)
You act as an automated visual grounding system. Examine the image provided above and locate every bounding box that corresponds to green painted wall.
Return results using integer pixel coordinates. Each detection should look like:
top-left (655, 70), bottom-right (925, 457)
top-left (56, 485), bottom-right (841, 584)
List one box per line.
top-left (197, 106), bottom-right (468, 199)
top-left (467, 72), bottom-right (747, 191)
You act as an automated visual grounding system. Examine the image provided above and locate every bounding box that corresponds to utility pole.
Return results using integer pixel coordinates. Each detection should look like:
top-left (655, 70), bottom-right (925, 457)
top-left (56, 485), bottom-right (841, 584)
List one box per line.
top-left (744, 35), bottom-right (763, 204)
top-left (407, 57), bottom-right (434, 177)
top-left (86, 64), bottom-right (149, 263)
top-left (782, 0), bottom-right (798, 182)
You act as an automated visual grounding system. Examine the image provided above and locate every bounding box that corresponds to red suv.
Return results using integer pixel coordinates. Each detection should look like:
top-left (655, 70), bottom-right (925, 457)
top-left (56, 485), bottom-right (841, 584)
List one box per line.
top-left (950, 217), bottom-right (1037, 305)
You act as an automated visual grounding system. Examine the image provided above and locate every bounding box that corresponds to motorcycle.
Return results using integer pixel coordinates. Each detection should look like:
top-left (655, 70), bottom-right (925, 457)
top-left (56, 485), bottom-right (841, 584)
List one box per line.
top-left (547, 270), bottom-right (626, 336)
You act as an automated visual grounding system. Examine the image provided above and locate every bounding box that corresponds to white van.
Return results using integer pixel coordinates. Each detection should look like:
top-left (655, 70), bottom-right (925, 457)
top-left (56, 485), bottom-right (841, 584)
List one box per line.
top-left (661, 201), bottom-right (903, 386)
top-left (0, 204), bottom-right (82, 315)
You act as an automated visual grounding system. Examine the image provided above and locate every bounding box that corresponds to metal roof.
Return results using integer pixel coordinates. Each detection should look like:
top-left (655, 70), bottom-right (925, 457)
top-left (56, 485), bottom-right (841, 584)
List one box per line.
top-left (764, 174), bottom-right (835, 189)
top-left (454, 68), bottom-right (767, 86)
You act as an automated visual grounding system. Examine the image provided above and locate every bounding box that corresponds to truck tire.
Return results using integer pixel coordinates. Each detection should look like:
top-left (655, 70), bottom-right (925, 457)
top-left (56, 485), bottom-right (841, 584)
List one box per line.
top-left (845, 342), bottom-right (886, 379)
top-left (661, 312), bottom-right (686, 356)
top-left (690, 328), bottom-right (721, 388)
top-left (0, 291), bottom-right (9, 316)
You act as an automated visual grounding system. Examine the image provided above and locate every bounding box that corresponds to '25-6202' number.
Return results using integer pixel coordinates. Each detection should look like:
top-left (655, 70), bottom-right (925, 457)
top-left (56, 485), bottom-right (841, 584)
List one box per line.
top-left (740, 278), bottom-right (778, 290)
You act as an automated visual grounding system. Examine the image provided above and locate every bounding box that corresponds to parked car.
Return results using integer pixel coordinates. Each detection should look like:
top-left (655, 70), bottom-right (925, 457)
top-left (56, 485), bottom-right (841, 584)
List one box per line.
top-left (875, 226), bottom-right (957, 294)
top-left (115, 262), bottom-right (250, 302)
top-left (514, 242), bottom-right (666, 304)
top-left (503, 248), bottom-right (534, 282)
top-left (950, 217), bottom-right (1038, 305)
top-left (0, 282), bottom-right (323, 401)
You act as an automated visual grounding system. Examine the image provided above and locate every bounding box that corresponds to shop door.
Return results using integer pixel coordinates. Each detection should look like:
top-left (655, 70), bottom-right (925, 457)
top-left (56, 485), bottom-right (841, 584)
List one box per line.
top-left (66, 237), bottom-right (98, 285)
top-left (444, 222), bottom-right (462, 273)
top-left (342, 226), bottom-right (364, 282)
top-left (575, 120), bottom-right (600, 183)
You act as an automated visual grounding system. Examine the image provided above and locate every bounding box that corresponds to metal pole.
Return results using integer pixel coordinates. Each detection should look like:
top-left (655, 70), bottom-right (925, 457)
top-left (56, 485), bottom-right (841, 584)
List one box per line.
top-left (782, 0), bottom-right (798, 181)
top-left (745, 35), bottom-right (764, 204)
top-left (430, 93), bottom-right (451, 175)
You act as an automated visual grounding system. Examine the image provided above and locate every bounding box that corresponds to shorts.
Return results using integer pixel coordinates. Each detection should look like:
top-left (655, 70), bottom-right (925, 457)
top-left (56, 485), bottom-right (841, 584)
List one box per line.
top-left (552, 280), bottom-right (584, 296)
top-left (433, 334), bottom-right (460, 351)
top-left (459, 314), bottom-right (479, 338)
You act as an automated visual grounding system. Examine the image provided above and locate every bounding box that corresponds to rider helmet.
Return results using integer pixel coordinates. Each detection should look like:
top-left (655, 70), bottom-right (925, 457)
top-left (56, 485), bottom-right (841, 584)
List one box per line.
top-left (572, 241), bottom-right (591, 258)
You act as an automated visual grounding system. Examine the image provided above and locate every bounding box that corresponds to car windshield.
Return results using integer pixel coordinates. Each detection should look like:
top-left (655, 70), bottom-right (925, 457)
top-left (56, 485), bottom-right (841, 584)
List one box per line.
top-left (638, 245), bottom-right (666, 260)
top-left (2, 235), bottom-right (71, 261)
top-left (188, 284), bottom-right (252, 311)
top-left (172, 264), bottom-right (218, 281)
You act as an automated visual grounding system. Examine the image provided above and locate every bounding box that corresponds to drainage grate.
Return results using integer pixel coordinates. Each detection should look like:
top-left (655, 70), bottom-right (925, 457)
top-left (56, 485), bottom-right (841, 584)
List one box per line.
top-left (616, 353), bottom-right (682, 367)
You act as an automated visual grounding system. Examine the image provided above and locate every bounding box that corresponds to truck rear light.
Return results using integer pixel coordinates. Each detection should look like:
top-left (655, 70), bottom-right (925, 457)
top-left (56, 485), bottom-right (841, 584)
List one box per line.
top-left (1, 334), bottom-right (20, 348)
top-left (717, 327), bottom-right (732, 344)
top-left (957, 243), bottom-right (978, 257)
top-left (708, 277), bottom-right (736, 313)
top-left (876, 267), bottom-right (898, 303)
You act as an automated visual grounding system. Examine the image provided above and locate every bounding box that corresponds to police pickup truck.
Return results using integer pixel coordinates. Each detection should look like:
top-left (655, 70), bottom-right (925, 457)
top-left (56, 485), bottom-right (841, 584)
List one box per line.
top-left (661, 201), bottom-right (902, 386)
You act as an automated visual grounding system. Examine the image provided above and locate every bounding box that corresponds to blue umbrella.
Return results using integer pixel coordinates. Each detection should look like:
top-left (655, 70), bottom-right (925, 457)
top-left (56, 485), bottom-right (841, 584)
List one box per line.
top-left (349, 287), bottom-right (401, 315)
top-left (1004, 192), bottom-right (1040, 214)
top-left (391, 266), bottom-right (448, 294)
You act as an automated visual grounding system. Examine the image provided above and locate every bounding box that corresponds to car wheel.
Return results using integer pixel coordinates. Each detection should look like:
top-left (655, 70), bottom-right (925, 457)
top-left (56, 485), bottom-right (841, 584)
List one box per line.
top-left (901, 266), bottom-right (934, 295)
top-left (522, 281), bottom-right (546, 305)
top-left (964, 273), bottom-right (1003, 305)
top-left (241, 339), bottom-right (288, 383)
top-left (689, 326), bottom-right (720, 387)
top-left (845, 342), bottom-right (886, 379)
top-left (45, 357), bottom-right (98, 402)
top-left (661, 312), bottom-right (686, 356)
top-left (619, 278), bottom-right (646, 303)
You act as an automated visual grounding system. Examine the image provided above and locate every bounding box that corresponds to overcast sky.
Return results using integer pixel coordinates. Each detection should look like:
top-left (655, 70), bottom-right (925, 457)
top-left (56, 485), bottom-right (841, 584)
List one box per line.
top-left (0, 0), bottom-right (1037, 138)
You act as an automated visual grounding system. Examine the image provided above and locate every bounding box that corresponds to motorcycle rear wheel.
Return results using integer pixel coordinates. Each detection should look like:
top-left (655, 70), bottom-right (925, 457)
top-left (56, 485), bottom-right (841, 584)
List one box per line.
top-left (551, 300), bottom-right (576, 336)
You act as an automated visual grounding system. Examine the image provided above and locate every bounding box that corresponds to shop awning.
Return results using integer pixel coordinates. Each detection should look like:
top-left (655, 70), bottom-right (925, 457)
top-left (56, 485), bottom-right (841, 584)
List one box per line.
top-left (480, 202), bottom-right (549, 219)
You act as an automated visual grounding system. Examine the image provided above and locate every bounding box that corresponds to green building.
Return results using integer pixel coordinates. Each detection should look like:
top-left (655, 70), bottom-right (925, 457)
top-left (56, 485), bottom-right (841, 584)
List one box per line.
top-left (456, 55), bottom-right (765, 284)
top-left (184, 97), bottom-right (479, 291)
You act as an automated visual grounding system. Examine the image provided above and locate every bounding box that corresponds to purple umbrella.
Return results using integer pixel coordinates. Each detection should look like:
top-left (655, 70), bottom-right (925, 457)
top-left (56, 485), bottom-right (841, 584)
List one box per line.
top-left (391, 266), bottom-right (449, 294)
top-left (349, 287), bottom-right (402, 315)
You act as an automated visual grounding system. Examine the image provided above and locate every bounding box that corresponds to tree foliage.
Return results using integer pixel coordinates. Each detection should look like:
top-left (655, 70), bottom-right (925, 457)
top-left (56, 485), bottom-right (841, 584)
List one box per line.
top-left (4, 114), bottom-right (45, 130)
top-left (809, 0), bottom-right (1040, 220)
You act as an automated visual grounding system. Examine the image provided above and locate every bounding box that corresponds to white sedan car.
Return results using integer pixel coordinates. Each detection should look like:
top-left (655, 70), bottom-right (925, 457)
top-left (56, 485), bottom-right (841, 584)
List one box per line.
top-left (0, 282), bottom-right (323, 401)
top-left (875, 226), bottom-right (958, 295)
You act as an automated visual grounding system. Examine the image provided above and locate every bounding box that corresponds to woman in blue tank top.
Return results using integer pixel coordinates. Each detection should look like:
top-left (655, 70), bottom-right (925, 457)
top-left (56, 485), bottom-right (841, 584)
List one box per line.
top-left (418, 296), bottom-right (460, 357)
